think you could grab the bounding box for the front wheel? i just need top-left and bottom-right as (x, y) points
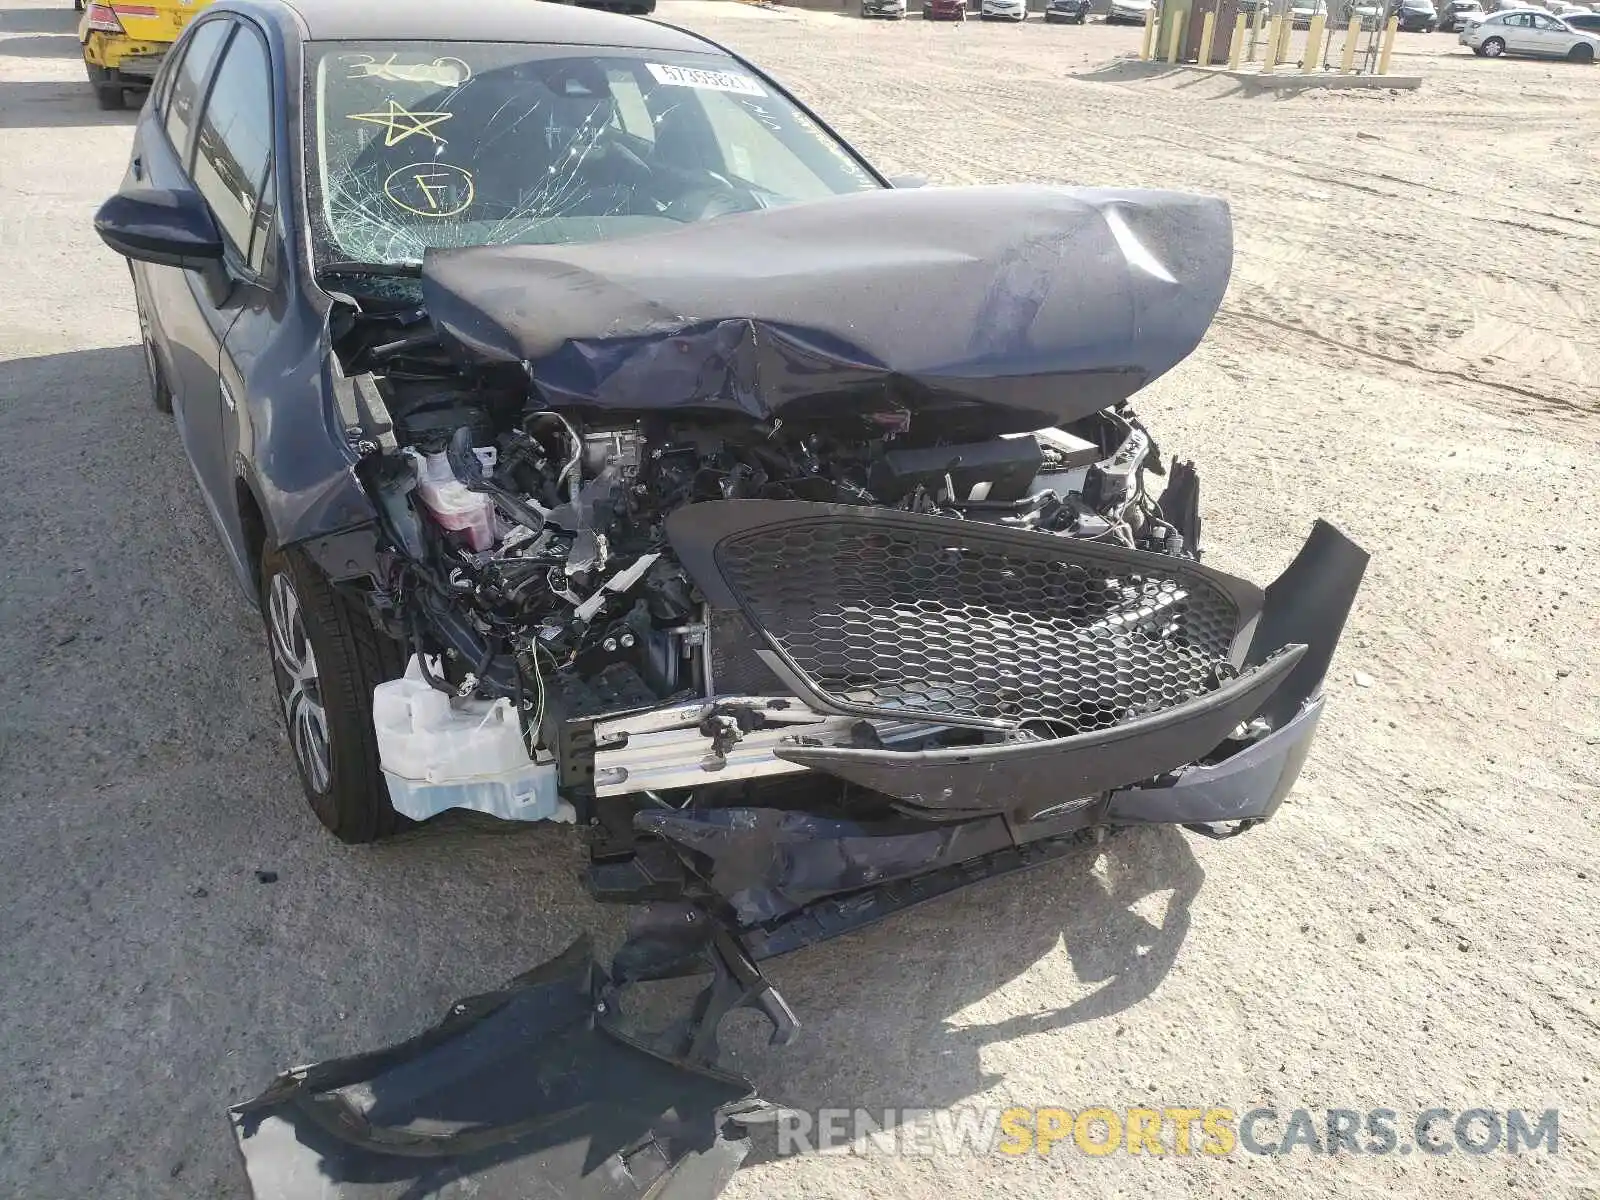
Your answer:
(1480, 35), (1504, 55)
(132, 275), (172, 414)
(1568, 42), (1594, 61)
(261, 543), (408, 843)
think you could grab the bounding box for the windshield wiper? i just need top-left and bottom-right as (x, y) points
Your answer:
(317, 259), (424, 280)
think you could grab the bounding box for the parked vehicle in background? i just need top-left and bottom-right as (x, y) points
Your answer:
(1439, 0), (1484, 29)
(981, 0), (1028, 19)
(1563, 8), (1600, 28)
(573, 0), (658, 13)
(863, 0), (908, 16)
(78, 0), (216, 109)
(1106, 0), (1152, 22)
(923, 0), (969, 18)
(1045, 0), (1092, 22)
(1397, 0), (1440, 30)
(1460, 6), (1600, 55)
(1291, 0), (1327, 29)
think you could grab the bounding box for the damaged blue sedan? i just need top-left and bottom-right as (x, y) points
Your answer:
(93, 0), (1367, 1196)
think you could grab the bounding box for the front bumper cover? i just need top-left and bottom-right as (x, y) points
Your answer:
(663, 501), (1366, 822)
(231, 939), (769, 1200)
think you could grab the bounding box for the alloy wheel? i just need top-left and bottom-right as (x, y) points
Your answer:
(268, 572), (332, 792)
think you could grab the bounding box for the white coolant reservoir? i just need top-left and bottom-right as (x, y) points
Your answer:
(372, 657), (571, 824)
(408, 449), (498, 551)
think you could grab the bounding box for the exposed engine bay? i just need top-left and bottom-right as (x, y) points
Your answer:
(356, 329), (1205, 786)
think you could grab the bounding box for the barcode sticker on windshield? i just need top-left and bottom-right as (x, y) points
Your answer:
(646, 63), (767, 97)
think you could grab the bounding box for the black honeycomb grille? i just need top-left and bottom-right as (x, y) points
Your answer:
(714, 517), (1241, 732)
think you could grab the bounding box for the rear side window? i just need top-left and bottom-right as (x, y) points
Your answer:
(190, 26), (275, 273)
(163, 19), (231, 165)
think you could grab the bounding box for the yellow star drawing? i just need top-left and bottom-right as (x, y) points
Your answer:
(347, 99), (454, 147)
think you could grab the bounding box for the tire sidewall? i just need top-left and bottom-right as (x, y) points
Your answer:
(259, 543), (403, 841)
(132, 273), (173, 414)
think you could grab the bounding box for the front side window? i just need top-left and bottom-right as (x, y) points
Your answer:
(305, 42), (882, 267)
(191, 25), (275, 272)
(163, 19), (231, 165)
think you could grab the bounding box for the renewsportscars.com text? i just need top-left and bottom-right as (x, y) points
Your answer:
(768, 1106), (1561, 1158)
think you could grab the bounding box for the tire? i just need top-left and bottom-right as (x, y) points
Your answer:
(132, 275), (172, 414)
(1480, 34), (1504, 54)
(1568, 41), (1594, 61)
(261, 543), (409, 843)
(86, 62), (127, 110)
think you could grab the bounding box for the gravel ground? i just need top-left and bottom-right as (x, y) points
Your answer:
(0, 2), (1596, 1198)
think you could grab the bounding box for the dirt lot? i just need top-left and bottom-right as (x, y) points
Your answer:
(0, 2), (1596, 1197)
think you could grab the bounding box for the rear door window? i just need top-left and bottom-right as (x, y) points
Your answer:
(163, 19), (232, 166)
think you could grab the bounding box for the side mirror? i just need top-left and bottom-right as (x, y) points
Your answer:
(887, 173), (928, 189)
(94, 186), (223, 270)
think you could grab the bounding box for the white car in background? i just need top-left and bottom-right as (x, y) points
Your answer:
(1350, 0), (1388, 25)
(1460, 6), (1600, 55)
(1106, 0), (1153, 23)
(1440, 0), (1485, 29)
(980, 0), (1028, 19)
(1291, 0), (1328, 27)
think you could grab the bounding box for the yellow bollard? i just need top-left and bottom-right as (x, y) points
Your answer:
(1340, 13), (1360, 71)
(1278, 13), (1295, 60)
(1229, 12), (1247, 67)
(1304, 12), (1325, 69)
(1141, 7), (1156, 58)
(1376, 13), (1398, 73)
(1166, 12), (1184, 62)
(1248, 4), (1264, 60)
(1199, 10), (1217, 64)
(1262, 15), (1281, 71)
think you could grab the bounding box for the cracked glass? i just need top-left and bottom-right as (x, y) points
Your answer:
(305, 42), (881, 269)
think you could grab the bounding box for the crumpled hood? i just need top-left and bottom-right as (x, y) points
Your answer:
(420, 184), (1233, 429)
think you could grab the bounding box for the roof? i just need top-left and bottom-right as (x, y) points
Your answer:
(261, 0), (719, 50)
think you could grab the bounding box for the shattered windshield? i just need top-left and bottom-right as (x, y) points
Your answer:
(307, 42), (882, 268)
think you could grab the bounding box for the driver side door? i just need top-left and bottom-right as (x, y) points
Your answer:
(139, 15), (279, 576)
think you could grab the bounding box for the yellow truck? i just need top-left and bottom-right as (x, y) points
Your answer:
(77, 0), (215, 110)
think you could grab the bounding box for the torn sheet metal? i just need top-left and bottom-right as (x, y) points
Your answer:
(420, 184), (1233, 429)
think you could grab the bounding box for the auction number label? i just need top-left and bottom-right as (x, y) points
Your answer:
(645, 63), (767, 97)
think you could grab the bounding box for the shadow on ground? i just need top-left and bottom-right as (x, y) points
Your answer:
(0, 79), (140, 128)
(711, 824), (1205, 1164)
(0, 5), (80, 35)
(0, 32), (82, 57)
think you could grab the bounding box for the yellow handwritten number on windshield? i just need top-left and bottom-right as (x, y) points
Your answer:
(383, 163), (475, 218)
